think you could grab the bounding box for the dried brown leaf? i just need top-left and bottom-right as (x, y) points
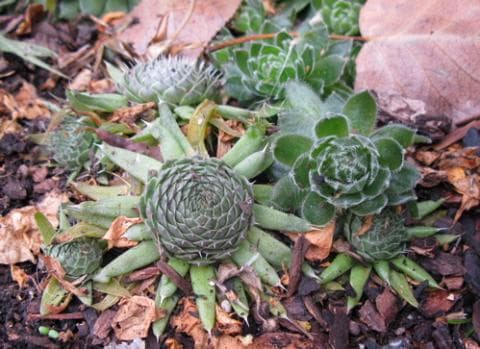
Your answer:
(288, 222), (335, 262)
(170, 297), (209, 349)
(103, 216), (142, 249)
(215, 305), (243, 336)
(356, 0), (480, 125)
(118, 0), (242, 59)
(112, 296), (156, 341)
(0, 190), (67, 265)
(10, 265), (29, 288)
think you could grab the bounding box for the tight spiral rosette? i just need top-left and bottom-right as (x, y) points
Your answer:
(45, 116), (96, 172)
(344, 209), (407, 262)
(139, 157), (254, 265)
(46, 238), (104, 278)
(121, 56), (222, 106)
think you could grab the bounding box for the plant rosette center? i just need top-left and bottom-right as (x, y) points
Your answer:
(139, 157), (254, 265)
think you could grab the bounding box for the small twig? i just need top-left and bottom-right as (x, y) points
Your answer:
(28, 312), (85, 321)
(208, 32), (367, 52)
(155, 261), (192, 295)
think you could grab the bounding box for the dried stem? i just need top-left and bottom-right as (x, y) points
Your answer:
(208, 32), (368, 52)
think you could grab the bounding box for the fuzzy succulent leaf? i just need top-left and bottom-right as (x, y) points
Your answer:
(46, 238), (104, 278)
(344, 210), (407, 262)
(45, 116), (96, 172)
(139, 158), (254, 265)
(121, 56), (222, 106)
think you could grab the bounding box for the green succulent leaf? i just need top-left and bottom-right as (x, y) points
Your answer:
(342, 91), (377, 136)
(374, 137), (404, 172)
(301, 192), (335, 226)
(308, 55), (346, 90)
(314, 114), (349, 138)
(318, 0), (362, 36)
(350, 194), (388, 216)
(273, 134), (313, 167)
(292, 154), (316, 188)
(67, 91), (128, 113)
(387, 163), (421, 194)
(270, 176), (306, 211)
(371, 124), (417, 149)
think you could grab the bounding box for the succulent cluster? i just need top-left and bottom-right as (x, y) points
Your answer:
(315, 0), (363, 35)
(121, 56), (222, 106)
(344, 209), (407, 262)
(273, 84), (421, 225)
(211, 24), (350, 102)
(140, 157), (254, 265)
(46, 238), (104, 278)
(45, 116), (96, 173)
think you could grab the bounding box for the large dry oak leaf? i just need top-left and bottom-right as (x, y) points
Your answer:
(355, 0), (480, 125)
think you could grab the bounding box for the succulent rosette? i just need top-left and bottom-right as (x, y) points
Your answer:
(211, 25), (350, 102)
(344, 209), (407, 262)
(120, 56), (222, 106)
(139, 157), (254, 265)
(318, 0), (362, 35)
(317, 208), (442, 310)
(46, 237), (104, 278)
(272, 82), (423, 225)
(45, 116), (96, 173)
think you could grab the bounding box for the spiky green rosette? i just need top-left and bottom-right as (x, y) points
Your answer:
(344, 210), (407, 262)
(121, 56), (221, 106)
(46, 238), (104, 278)
(139, 157), (254, 265)
(45, 116), (95, 172)
(318, 0), (362, 35)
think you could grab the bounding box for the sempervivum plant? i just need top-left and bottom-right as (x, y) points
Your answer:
(45, 237), (105, 278)
(319, 209), (443, 311)
(45, 115), (96, 174)
(272, 82), (424, 225)
(315, 0), (363, 35)
(140, 157), (254, 265)
(119, 56), (222, 106)
(49, 102), (314, 337)
(211, 24), (350, 102)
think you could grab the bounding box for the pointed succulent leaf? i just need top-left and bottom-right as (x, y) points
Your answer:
(314, 114), (349, 138)
(301, 192), (335, 226)
(273, 134), (313, 167)
(374, 137), (404, 172)
(67, 91), (128, 113)
(371, 124), (417, 149)
(342, 91), (377, 136)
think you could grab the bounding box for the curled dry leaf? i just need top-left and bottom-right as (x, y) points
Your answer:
(170, 297), (209, 348)
(288, 222), (335, 262)
(215, 305), (243, 336)
(112, 296), (157, 341)
(118, 0), (242, 59)
(109, 102), (156, 126)
(103, 216), (143, 249)
(10, 265), (29, 288)
(356, 0), (480, 125)
(0, 190), (67, 265)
